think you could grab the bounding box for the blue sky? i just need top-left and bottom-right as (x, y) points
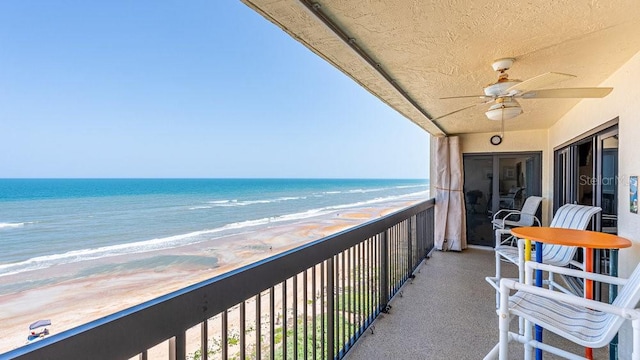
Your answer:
(0, 1), (429, 179)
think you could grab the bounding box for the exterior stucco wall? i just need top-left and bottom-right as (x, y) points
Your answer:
(548, 50), (640, 357)
(459, 129), (548, 154)
(548, 51), (640, 277)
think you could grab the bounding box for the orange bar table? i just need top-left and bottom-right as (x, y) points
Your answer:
(510, 227), (631, 360)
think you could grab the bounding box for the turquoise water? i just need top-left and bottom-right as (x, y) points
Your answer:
(0, 179), (428, 278)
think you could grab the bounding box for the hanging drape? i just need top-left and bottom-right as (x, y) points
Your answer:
(434, 136), (467, 251)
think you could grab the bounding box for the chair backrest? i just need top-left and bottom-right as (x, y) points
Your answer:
(518, 196), (543, 226)
(548, 204), (602, 229)
(542, 204), (602, 266)
(513, 261), (640, 348)
(597, 262), (640, 345)
(571, 262), (640, 347)
(613, 263), (640, 309)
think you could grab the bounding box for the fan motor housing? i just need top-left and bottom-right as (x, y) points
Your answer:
(484, 80), (521, 96)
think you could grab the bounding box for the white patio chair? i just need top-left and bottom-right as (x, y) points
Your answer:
(486, 203), (601, 307)
(492, 196), (543, 246)
(484, 261), (640, 360)
(488, 196), (543, 306)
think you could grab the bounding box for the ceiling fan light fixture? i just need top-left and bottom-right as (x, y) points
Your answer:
(485, 100), (522, 121)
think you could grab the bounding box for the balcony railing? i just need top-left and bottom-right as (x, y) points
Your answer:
(3, 199), (435, 360)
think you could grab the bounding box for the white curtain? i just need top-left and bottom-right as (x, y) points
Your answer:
(434, 136), (467, 251)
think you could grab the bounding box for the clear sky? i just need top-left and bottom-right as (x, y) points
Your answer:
(0, 1), (430, 179)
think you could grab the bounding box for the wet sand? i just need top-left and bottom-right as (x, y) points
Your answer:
(0, 201), (419, 355)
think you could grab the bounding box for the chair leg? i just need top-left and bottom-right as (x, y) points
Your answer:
(523, 318), (533, 360)
(517, 241), (525, 284)
(517, 240), (525, 334)
(495, 249), (502, 308)
(498, 284), (511, 359)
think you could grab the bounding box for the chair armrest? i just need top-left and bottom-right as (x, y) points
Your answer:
(505, 215), (541, 227)
(524, 261), (628, 287)
(502, 210), (523, 222)
(493, 210), (522, 229)
(500, 278), (640, 320)
(492, 209), (517, 221)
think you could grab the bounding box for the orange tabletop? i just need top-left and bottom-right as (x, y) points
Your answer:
(511, 226), (631, 360)
(510, 227), (632, 249)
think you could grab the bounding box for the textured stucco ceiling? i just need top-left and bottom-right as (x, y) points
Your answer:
(243, 0), (640, 136)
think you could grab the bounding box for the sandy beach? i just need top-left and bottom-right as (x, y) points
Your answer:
(0, 201), (416, 357)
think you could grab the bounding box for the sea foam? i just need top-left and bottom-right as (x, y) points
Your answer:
(206, 196), (306, 207)
(0, 190), (428, 278)
(0, 222), (29, 229)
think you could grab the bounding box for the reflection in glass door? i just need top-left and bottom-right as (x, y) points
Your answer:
(553, 123), (618, 298)
(464, 153), (542, 247)
(463, 156), (493, 246)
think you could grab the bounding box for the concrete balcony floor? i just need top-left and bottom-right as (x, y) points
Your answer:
(345, 247), (608, 360)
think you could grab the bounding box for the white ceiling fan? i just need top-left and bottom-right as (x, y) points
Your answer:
(433, 58), (613, 122)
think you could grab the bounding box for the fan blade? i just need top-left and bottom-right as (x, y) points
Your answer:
(431, 103), (486, 121)
(506, 72), (576, 95)
(520, 87), (613, 99)
(440, 94), (493, 100)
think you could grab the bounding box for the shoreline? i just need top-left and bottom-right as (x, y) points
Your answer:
(0, 200), (419, 355)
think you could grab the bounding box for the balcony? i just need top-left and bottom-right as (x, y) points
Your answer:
(0, 198), (610, 359)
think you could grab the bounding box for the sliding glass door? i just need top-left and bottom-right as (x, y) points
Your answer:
(463, 152), (542, 247)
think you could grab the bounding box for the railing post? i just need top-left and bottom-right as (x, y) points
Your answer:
(311, 266), (317, 360)
(200, 320), (208, 360)
(293, 275), (298, 360)
(168, 332), (186, 360)
(240, 301), (246, 360)
(320, 263), (325, 359)
(282, 280), (287, 359)
(269, 287), (275, 360)
(222, 310), (228, 360)
(379, 231), (389, 311)
(255, 293), (261, 360)
(408, 217), (413, 273)
(417, 211), (424, 257)
(327, 257), (335, 359)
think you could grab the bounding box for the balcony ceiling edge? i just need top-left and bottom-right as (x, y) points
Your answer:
(241, 0), (446, 136)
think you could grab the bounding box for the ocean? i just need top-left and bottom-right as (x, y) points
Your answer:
(0, 178), (428, 284)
